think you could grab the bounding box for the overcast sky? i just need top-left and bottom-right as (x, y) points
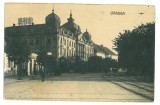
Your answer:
(5, 3), (155, 53)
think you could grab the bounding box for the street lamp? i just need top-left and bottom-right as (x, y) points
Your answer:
(47, 52), (52, 56)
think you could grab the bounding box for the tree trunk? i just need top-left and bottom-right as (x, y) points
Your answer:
(17, 63), (22, 80)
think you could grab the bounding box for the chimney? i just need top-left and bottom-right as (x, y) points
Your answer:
(100, 44), (103, 47)
(13, 23), (15, 27)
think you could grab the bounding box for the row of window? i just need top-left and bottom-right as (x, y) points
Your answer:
(59, 47), (93, 59)
(60, 48), (75, 57)
(60, 37), (76, 48)
(60, 37), (93, 53)
(29, 38), (54, 46)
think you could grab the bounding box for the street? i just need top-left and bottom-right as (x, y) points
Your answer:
(4, 73), (154, 102)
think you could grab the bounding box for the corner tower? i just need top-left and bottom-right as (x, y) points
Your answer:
(45, 9), (61, 28)
(62, 11), (81, 35)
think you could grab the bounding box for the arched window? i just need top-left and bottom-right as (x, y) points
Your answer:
(60, 38), (62, 45)
(69, 41), (71, 47)
(64, 39), (66, 45)
(60, 47), (62, 56)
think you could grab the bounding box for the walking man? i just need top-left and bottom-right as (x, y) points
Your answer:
(39, 66), (45, 82)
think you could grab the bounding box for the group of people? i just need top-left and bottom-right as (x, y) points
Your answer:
(33, 64), (45, 82)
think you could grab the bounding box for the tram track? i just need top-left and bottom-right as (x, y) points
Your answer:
(105, 76), (154, 101)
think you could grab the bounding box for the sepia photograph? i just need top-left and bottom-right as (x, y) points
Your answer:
(4, 3), (155, 102)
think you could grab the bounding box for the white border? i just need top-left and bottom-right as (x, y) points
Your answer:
(1, 0), (160, 105)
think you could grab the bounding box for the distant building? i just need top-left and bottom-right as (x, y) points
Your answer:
(94, 44), (117, 59)
(18, 17), (33, 26)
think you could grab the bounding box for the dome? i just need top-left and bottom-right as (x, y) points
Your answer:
(45, 10), (61, 28)
(62, 13), (81, 35)
(83, 29), (91, 42)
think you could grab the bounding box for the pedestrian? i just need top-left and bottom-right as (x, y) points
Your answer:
(33, 68), (37, 78)
(39, 67), (45, 82)
(11, 67), (13, 75)
(33, 62), (37, 78)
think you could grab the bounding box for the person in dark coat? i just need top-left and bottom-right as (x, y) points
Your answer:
(39, 67), (45, 82)
(33, 66), (37, 78)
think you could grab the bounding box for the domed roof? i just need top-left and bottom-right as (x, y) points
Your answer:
(62, 13), (81, 35)
(83, 29), (91, 42)
(45, 10), (61, 28)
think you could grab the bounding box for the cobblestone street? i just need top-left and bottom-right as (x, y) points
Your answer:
(4, 73), (154, 102)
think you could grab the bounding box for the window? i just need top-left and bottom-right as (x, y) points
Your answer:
(64, 39), (66, 45)
(60, 38), (62, 45)
(67, 40), (68, 46)
(8, 61), (11, 68)
(69, 50), (72, 56)
(47, 39), (51, 44)
(64, 49), (66, 57)
(30, 40), (34, 45)
(53, 48), (55, 52)
(60, 47), (62, 56)
(36, 39), (39, 44)
(70, 41), (71, 47)
(72, 50), (74, 56)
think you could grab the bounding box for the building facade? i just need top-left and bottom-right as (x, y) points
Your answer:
(5, 10), (94, 75)
(94, 44), (117, 59)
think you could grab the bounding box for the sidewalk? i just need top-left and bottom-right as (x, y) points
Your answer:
(4, 75), (42, 84)
(4, 78), (150, 101)
(4, 73), (105, 84)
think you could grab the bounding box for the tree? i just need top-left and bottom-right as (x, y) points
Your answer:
(59, 57), (67, 73)
(103, 58), (118, 74)
(37, 50), (47, 66)
(5, 39), (31, 80)
(88, 56), (103, 72)
(113, 22), (155, 81)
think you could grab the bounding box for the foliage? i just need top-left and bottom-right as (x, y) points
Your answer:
(87, 56), (118, 73)
(5, 39), (31, 64)
(5, 38), (31, 79)
(113, 22), (155, 80)
(103, 58), (118, 73)
(36, 50), (47, 66)
(88, 56), (103, 72)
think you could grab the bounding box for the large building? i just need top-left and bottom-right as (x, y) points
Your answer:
(4, 9), (116, 75)
(5, 10), (94, 59)
(5, 9), (94, 75)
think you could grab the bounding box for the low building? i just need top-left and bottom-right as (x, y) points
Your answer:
(94, 44), (117, 59)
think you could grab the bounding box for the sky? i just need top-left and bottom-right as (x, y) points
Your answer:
(4, 3), (155, 53)
(2, 1), (160, 105)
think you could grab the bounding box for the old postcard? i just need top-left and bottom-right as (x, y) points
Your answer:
(4, 3), (155, 102)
